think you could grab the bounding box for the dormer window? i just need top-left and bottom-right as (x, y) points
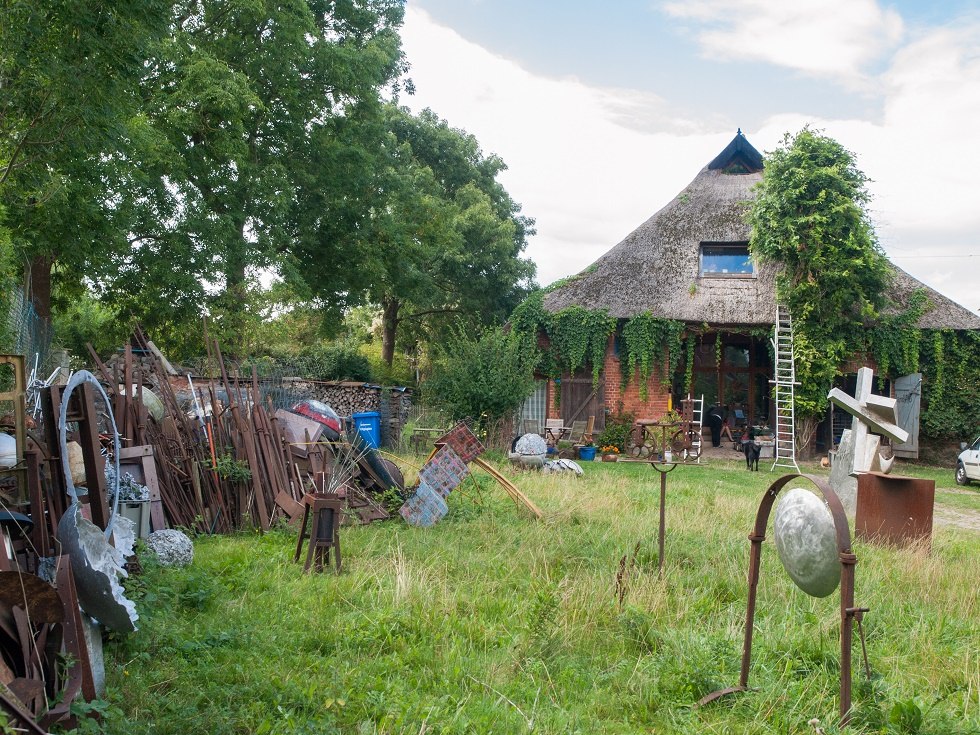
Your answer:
(700, 241), (754, 277)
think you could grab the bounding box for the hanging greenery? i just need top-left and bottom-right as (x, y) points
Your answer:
(868, 289), (928, 380)
(620, 313), (683, 400)
(547, 306), (617, 388)
(511, 295), (684, 396)
(510, 295), (615, 389)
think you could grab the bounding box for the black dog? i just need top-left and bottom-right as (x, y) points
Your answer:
(743, 440), (761, 471)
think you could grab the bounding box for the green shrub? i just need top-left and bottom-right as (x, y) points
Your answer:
(596, 411), (635, 452)
(426, 326), (535, 434)
(298, 341), (372, 382)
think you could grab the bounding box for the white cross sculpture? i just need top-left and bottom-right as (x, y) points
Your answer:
(827, 367), (909, 475)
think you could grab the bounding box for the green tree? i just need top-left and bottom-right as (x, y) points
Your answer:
(297, 105), (536, 367)
(749, 128), (891, 450)
(99, 0), (407, 356)
(427, 326), (536, 436)
(0, 0), (169, 321)
(375, 108), (535, 366)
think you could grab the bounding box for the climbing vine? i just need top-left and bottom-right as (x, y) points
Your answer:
(511, 294), (685, 398)
(620, 313), (684, 400)
(547, 306), (617, 388)
(868, 289), (927, 379)
(684, 336), (695, 395)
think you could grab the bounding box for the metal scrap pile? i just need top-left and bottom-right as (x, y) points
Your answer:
(0, 329), (408, 727)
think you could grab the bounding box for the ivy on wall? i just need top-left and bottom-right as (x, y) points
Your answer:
(511, 293), (686, 397)
(620, 312), (684, 400)
(867, 289), (927, 380)
(918, 329), (980, 440)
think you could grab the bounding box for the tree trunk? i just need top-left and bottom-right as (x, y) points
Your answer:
(381, 296), (400, 367)
(221, 232), (249, 358)
(28, 254), (54, 321)
(796, 415), (819, 459)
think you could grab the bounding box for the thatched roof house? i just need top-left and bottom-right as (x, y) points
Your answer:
(528, 131), (979, 443)
(544, 130), (980, 331)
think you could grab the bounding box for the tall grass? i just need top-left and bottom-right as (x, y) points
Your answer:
(103, 459), (979, 734)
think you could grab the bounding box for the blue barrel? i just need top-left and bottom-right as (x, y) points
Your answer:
(352, 411), (381, 449)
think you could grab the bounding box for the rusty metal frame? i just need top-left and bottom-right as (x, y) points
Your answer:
(698, 473), (864, 727)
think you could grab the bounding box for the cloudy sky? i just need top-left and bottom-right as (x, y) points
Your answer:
(398, 0), (980, 314)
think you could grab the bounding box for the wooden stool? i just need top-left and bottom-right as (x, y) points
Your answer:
(293, 493), (343, 573)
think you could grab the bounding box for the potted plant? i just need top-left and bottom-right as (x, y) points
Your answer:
(600, 445), (620, 462)
(578, 442), (597, 462)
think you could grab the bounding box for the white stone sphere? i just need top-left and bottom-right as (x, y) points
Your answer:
(146, 529), (194, 567)
(515, 433), (547, 457)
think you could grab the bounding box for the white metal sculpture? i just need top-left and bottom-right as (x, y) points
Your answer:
(827, 366), (909, 475)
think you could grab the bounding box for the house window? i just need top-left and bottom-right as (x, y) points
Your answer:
(699, 241), (753, 277)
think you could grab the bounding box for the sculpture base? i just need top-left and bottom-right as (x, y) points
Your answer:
(856, 473), (934, 548)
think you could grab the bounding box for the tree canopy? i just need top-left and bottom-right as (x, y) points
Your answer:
(1, 0), (537, 368)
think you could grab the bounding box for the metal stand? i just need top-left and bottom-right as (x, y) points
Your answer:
(698, 474), (866, 727)
(622, 458), (679, 577)
(294, 493), (343, 573)
(651, 460), (677, 577)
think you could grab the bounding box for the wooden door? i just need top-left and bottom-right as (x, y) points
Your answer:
(560, 373), (605, 432)
(893, 373), (921, 459)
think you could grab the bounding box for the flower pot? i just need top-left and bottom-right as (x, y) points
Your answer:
(578, 446), (597, 461)
(602, 454), (618, 462)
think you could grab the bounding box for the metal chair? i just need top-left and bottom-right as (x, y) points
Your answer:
(523, 419), (542, 436)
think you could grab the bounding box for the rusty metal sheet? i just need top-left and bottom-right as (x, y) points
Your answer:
(0, 573), (63, 624)
(856, 473), (934, 547)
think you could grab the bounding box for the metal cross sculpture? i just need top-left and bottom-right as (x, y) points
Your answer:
(827, 367), (909, 475)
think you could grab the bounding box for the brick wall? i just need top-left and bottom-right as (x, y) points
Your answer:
(545, 336), (673, 421)
(602, 337), (672, 419)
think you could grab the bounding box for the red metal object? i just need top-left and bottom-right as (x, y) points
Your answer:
(855, 472), (934, 547)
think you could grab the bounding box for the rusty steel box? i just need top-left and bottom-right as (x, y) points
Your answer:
(856, 472), (935, 547)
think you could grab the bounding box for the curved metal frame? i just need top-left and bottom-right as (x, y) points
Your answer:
(698, 473), (861, 727)
(58, 370), (121, 537)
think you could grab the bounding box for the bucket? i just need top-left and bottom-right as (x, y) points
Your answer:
(578, 445), (597, 461)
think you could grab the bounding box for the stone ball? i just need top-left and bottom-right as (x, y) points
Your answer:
(773, 487), (840, 598)
(514, 433), (547, 457)
(146, 529), (194, 568)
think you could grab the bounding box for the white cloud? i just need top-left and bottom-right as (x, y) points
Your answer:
(400, 8), (980, 314)
(400, 8), (741, 286)
(661, 0), (904, 83)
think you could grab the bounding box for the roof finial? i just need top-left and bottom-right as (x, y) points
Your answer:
(737, 127), (743, 136)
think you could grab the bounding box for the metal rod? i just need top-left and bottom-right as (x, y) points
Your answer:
(658, 469), (667, 576)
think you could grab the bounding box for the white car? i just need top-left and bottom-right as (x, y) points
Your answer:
(955, 436), (980, 485)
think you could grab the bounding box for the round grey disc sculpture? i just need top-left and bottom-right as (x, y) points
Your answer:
(773, 487), (841, 598)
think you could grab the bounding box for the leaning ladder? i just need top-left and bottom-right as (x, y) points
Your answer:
(770, 304), (801, 472)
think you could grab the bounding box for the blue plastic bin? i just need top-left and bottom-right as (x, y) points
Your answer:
(352, 411), (381, 449)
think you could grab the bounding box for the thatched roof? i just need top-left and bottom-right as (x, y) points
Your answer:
(888, 265), (980, 330)
(543, 132), (980, 331)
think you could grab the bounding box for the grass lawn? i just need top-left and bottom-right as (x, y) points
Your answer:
(103, 457), (979, 734)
